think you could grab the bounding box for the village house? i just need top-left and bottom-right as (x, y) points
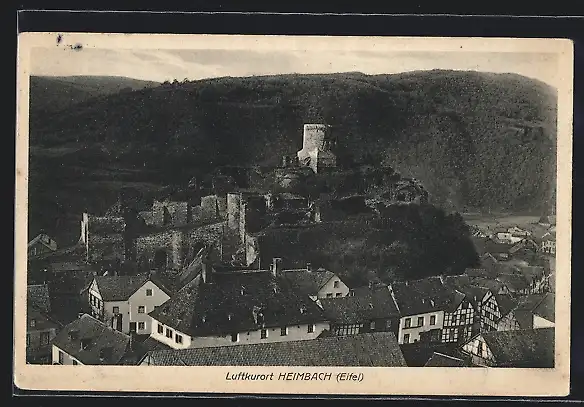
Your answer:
(478, 291), (518, 332)
(280, 262), (350, 300)
(319, 287), (400, 337)
(139, 331), (406, 367)
(51, 314), (144, 365)
(460, 327), (554, 368)
(87, 273), (172, 335)
(28, 233), (58, 258)
(389, 277), (475, 345)
(27, 284), (60, 364)
(147, 259), (330, 350)
(511, 293), (555, 330)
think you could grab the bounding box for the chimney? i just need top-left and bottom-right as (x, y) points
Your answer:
(271, 257), (283, 277)
(306, 262), (312, 273)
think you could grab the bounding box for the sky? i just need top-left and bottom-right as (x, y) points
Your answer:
(30, 47), (560, 89)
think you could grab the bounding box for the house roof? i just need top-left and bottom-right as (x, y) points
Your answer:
(481, 328), (555, 368)
(496, 273), (529, 292)
(52, 314), (131, 365)
(28, 303), (61, 332)
(28, 233), (58, 251)
(389, 277), (459, 316)
(424, 352), (467, 367)
(149, 270), (328, 337)
(94, 274), (172, 302)
(532, 293), (555, 322)
(320, 289), (399, 324)
(281, 269), (336, 296)
(27, 284), (51, 314)
(141, 332), (406, 367)
(512, 293), (554, 329)
(492, 293), (519, 318)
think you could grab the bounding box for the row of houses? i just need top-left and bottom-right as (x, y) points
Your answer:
(39, 254), (554, 368)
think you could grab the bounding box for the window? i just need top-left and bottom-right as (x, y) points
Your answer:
(29, 319), (36, 328)
(260, 329), (268, 339)
(26, 334), (30, 346)
(146, 289), (153, 296)
(417, 317), (424, 327)
(176, 334), (183, 344)
(403, 333), (410, 344)
(326, 293), (333, 298)
(138, 322), (145, 330)
(333, 281), (339, 288)
(404, 318), (411, 328)
(40, 331), (50, 345)
(335, 293), (342, 297)
(430, 315), (436, 326)
(112, 306), (120, 314)
(280, 327), (288, 336)
(231, 333), (239, 342)
(58, 351), (64, 364)
(138, 306), (146, 314)
(158, 324), (164, 334)
(307, 324), (315, 333)
(370, 321), (375, 330)
(166, 328), (173, 339)
(72, 360), (78, 365)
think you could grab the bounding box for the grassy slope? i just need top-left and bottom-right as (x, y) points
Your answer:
(27, 70), (557, 245)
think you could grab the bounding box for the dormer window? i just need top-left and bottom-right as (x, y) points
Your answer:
(68, 329), (80, 341)
(228, 313), (233, 321)
(29, 319), (36, 328)
(240, 286), (246, 296)
(80, 338), (91, 350)
(99, 347), (113, 362)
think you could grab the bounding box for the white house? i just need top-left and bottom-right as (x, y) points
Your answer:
(147, 262), (330, 350)
(87, 273), (172, 335)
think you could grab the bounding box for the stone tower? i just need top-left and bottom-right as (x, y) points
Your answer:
(296, 123), (337, 173)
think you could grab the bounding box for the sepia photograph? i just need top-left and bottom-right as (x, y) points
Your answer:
(14, 33), (573, 396)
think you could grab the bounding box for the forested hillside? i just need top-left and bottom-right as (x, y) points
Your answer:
(28, 70), (557, 243)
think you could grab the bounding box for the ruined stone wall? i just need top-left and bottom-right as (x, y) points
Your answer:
(135, 222), (226, 272)
(227, 193), (241, 231)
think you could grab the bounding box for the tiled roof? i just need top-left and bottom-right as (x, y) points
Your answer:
(320, 289), (399, 324)
(94, 274), (171, 301)
(481, 328), (555, 368)
(389, 277), (459, 316)
(149, 269), (328, 337)
(496, 273), (529, 292)
(493, 293), (519, 318)
(469, 277), (509, 294)
(27, 284), (51, 314)
(532, 293), (555, 322)
(52, 314), (131, 365)
(27, 305), (61, 331)
(424, 352), (467, 367)
(141, 332), (406, 367)
(281, 270), (336, 296)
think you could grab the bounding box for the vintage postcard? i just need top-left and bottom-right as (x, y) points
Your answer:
(14, 33), (573, 396)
